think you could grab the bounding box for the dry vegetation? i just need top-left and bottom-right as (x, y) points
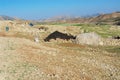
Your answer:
(0, 20), (120, 80)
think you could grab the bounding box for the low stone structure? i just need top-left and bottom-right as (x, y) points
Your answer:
(75, 32), (103, 46)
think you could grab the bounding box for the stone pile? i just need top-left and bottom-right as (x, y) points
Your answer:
(75, 32), (103, 46)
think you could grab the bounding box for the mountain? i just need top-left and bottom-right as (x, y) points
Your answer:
(38, 12), (120, 25)
(0, 15), (16, 20)
(88, 12), (120, 22)
(38, 16), (77, 22)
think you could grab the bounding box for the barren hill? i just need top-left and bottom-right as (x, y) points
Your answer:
(39, 12), (120, 24)
(88, 12), (120, 24)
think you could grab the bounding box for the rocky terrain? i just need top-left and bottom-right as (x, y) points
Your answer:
(0, 14), (120, 80)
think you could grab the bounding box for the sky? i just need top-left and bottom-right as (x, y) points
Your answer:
(0, 0), (120, 20)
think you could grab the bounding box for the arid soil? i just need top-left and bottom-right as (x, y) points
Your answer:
(0, 21), (120, 80)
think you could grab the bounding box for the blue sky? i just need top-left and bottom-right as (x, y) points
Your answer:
(0, 0), (120, 20)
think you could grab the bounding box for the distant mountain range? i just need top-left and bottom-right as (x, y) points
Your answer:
(87, 12), (120, 22)
(0, 15), (16, 20)
(1, 12), (120, 25)
(38, 12), (120, 25)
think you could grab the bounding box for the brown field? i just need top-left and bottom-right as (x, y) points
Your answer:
(0, 20), (120, 80)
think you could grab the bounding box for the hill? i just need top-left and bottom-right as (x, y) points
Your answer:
(38, 12), (120, 25)
(0, 21), (120, 80)
(88, 12), (120, 24)
(0, 15), (16, 20)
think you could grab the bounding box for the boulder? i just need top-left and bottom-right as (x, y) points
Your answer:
(75, 32), (103, 46)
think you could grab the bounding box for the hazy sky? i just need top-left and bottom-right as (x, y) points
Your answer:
(0, 0), (120, 20)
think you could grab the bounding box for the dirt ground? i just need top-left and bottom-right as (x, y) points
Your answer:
(0, 21), (120, 80)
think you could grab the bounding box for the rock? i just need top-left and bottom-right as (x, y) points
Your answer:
(34, 37), (39, 43)
(75, 32), (103, 46)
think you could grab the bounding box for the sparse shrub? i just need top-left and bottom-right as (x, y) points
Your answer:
(29, 23), (34, 27)
(115, 21), (120, 25)
(5, 26), (9, 31)
(72, 24), (84, 26)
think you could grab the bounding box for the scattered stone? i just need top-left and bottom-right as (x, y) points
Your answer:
(62, 58), (66, 62)
(34, 37), (39, 43)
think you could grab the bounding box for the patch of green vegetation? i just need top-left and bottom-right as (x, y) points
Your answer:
(104, 46), (120, 54)
(79, 24), (120, 38)
(72, 23), (85, 26)
(52, 23), (84, 26)
(98, 46), (120, 55)
(53, 23), (120, 38)
(52, 23), (73, 26)
(88, 45), (120, 57)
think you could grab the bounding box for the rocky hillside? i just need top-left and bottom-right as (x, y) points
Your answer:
(89, 12), (120, 22)
(38, 12), (120, 25)
(88, 12), (120, 24)
(0, 20), (120, 80)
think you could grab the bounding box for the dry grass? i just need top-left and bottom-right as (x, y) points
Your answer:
(0, 21), (120, 80)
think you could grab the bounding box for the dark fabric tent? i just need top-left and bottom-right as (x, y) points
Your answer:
(44, 31), (76, 42)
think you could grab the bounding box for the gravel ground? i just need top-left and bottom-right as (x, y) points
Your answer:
(0, 37), (120, 80)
